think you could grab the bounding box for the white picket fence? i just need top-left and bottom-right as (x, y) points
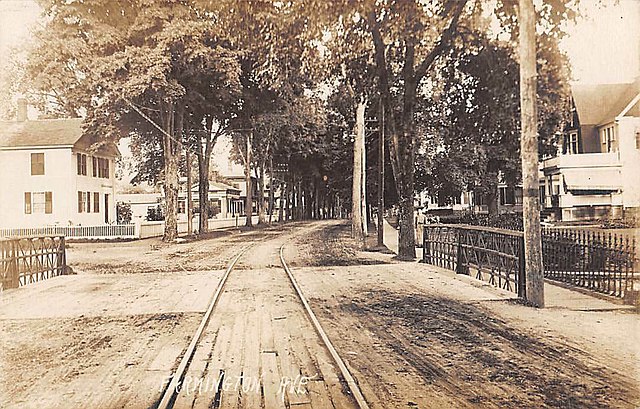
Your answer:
(0, 215), (264, 240)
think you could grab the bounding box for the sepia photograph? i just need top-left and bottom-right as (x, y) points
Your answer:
(0, 0), (638, 408)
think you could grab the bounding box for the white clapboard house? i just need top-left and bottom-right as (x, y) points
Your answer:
(0, 104), (120, 230)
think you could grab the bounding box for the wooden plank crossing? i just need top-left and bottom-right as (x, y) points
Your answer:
(171, 263), (359, 409)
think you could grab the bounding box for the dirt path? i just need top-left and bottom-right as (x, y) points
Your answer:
(0, 223), (302, 408)
(1, 220), (638, 408)
(285, 220), (640, 409)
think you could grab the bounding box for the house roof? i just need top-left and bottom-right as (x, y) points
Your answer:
(187, 181), (241, 193)
(0, 118), (84, 147)
(0, 118), (119, 157)
(572, 78), (640, 126)
(115, 193), (162, 205)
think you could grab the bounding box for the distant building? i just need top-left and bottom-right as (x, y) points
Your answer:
(114, 192), (162, 221)
(540, 78), (640, 221)
(178, 181), (243, 219)
(0, 103), (120, 229)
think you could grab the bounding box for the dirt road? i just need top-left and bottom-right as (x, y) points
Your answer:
(1, 220), (638, 408)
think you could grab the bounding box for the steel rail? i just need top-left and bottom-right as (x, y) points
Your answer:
(156, 245), (251, 409)
(279, 244), (370, 409)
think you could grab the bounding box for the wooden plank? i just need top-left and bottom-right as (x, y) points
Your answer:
(157, 247), (248, 409)
(219, 299), (250, 409)
(272, 300), (312, 407)
(191, 295), (240, 409)
(279, 246), (367, 409)
(239, 293), (263, 409)
(262, 351), (285, 409)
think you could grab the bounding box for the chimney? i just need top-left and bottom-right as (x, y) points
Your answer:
(17, 98), (27, 122)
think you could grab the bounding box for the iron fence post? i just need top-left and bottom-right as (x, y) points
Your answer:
(423, 225), (430, 264)
(518, 235), (526, 299)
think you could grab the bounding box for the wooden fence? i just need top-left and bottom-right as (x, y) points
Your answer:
(423, 224), (638, 300)
(0, 216), (263, 241)
(1, 235), (66, 290)
(0, 225), (136, 240)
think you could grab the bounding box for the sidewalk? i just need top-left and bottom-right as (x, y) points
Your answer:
(382, 219), (635, 312)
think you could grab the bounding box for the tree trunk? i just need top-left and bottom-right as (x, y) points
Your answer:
(186, 148), (192, 235)
(277, 181), (284, 222)
(198, 117), (215, 234)
(361, 118), (368, 236)
(258, 165), (266, 224)
(268, 158), (275, 223)
(284, 179), (290, 222)
(162, 100), (182, 242)
(351, 99), (366, 246)
(245, 133), (253, 227)
(520, 0), (544, 307)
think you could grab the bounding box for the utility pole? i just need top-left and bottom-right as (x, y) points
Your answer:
(519, 0), (544, 307)
(378, 100), (385, 247)
(186, 148), (193, 235)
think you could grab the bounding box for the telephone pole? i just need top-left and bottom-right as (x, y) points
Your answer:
(519, 0), (544, 307)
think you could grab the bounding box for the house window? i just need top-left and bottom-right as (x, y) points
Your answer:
(92, 157), (98, 177)
(568, 132), (579, 154)
(31, 153), (44, 175)
(25, 191), (52, 214)
(178, 200), (186, 214)
(77, 154), (87, 175)
(97, 158), (110, 178)
(515, 188), (523, 205)
(635, 128), (640, 150)
(601, 126), (616, 152)
(77, 191), (91, 213)
(499, 187), (519, 206)
(93, 192), (100, 213)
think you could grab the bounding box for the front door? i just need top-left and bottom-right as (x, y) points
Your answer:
(104, 194), (109, 223)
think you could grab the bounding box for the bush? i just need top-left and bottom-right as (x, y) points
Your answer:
(116, 202), (132, 224)
(439, 212), (523, 231)
(146, 204), (164, 221)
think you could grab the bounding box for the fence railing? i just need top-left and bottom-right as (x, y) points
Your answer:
(423, 224), (638, 300)
(0, 225), (136, 239)
(1, 235), (67, 290)
(423, 224), (526, 298)
(0, 215), (265, 241)
(542, 228), (637, 298)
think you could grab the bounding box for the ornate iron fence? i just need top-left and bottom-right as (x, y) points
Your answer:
(0, 235), (67, 290)
(423, 224), (526, 298)
(542, 228), (636, 298)
(423, 224), (637, 300)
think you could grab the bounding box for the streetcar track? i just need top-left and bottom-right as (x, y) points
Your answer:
(155, 226), (370, 409)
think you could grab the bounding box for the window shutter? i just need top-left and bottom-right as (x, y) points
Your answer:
(25, 192), (32, 214)
(94, 192), (100, 213)
(78, 192), (83, 213)
(45, 192), (52, 214)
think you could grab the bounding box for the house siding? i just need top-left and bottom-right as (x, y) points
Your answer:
(0, 148), (117, 229)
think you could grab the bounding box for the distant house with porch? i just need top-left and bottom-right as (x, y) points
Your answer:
(178, 180), (243, 219)
(540, 78), (640, 221)
(0, 104), (120, 229)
